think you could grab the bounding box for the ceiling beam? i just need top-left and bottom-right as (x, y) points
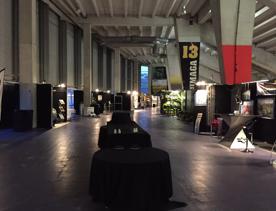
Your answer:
(108, 0), (113, 17)
(91, 0), (100, 16)
(165, 26), (173, 38)
(151, 26), (156, 36)
(257, 37), (276, 48)
(75, 0), (87, 17)
(109, 43), (154, 48)
(198, 2), (211, 24)
(56, 0), (76, 17)
(160, 26), (167, 38)
(266, 45), (276, 52)
(190, 0), (207, 16)
(139, 26), (143, 37)
(138, 0), (144, 17)
(255, 8), (274, 26)
(152, 0), (161, 17)
(124, 0), (128, 17)
(77, 16), (174, 27)
(254, 16), (276, 37)
(256, 1), (265, 11)
(166, 0), (177, 17)
(253, 28), (276, 43)
(65, 0), (80, 16)
(176, 0), (188, 16)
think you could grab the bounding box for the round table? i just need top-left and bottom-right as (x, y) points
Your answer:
(98, 124), (152, 149)
(90, 148), (173, 211)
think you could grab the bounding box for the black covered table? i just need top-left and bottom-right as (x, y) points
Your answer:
(98, 122), (152, 149)
(90, 148), (173, 211)
(218, 114), (258, 142)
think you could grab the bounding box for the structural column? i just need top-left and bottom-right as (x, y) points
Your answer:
(19, 0), (38, 127)
(211, 0), (256, 84)
(114, 48), (121, 93)
(83, 24), (92, 109)
(102, 46), (107, 90)
(133, 61), (139, 91)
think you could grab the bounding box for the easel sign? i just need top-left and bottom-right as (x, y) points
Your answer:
(194, 113), (203, 134)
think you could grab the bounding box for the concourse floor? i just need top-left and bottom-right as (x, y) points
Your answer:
(0, 108), (276, 211)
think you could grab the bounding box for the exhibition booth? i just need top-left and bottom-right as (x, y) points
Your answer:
(194, 80), (276, 145)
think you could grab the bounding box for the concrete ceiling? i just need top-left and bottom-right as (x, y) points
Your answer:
(50, 0), (276, 80)
(51, 0), (209, 64)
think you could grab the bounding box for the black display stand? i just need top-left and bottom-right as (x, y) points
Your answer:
(74, 90), (83, 115)
(13, 110), (33, 131)
(116, 93), (131, 111)
(0, 83), (19, 128)
(92, 91), (113, 113)
(53, 87), (67, 122)
(37, 84), (52, 129)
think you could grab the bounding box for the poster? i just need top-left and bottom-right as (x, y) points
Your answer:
(194, 90), (208, 106)
(257, 98), (274, 118)
(0, 68), (5, 121)
(179, 42), (200, 90)
(151, 66), (168, 95)
(240, 101), (253, 115)
(152, 79), (168, 95)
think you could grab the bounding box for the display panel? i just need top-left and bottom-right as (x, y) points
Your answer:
(240, 101), (253, 115)
(257, 98), (275, 119)
(140, 65), (149, 94)
(195, 90), (208, 106)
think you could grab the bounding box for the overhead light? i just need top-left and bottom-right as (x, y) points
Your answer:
(127, 90), (131, 95)
(107, 90), (111, 93)
(58, 83), (66, 88)
(95, 88), (99, 92)
(196, 81), (207, 86)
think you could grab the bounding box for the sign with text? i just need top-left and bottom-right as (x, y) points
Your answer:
(179, 42), (200, 90)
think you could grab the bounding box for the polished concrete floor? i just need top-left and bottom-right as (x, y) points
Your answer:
(1, 108), (276, 211)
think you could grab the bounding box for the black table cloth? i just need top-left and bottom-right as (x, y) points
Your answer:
(98, 122), (152, 149)
(90, 148), (173, 211)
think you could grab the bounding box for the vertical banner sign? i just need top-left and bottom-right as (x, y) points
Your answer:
(179, 42), (200, 90)
(0, 68), (5, 121)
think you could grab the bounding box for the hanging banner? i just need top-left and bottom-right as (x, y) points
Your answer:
(179, 42), (200, 90)
(0, 68), (5, 121)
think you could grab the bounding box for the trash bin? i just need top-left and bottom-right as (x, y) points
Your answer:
(13, 110), (33, 132)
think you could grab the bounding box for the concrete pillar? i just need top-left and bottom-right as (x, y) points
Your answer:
(124, 59), (128, 91)
(103, 46), (107, 90)
(166, 42), (182, 90)
(19, 0), (38, 127)
(83, 24), (92, 108)
(211, 0), (256, 84)
(133, 61), (139, 91)
(114, 48), (121, 93)
(92, 40), (98, 90)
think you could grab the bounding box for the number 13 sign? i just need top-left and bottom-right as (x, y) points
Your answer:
(179, 42), (200, 90)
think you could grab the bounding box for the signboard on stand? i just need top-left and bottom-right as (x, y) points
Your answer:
(230, 129), (255, 150)
(179, 42), (200, 90)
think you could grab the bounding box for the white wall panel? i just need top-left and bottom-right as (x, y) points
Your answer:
(48, 10), (59, 85)
(0, 0), (13, 81)
(67, 23), (75, 87)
